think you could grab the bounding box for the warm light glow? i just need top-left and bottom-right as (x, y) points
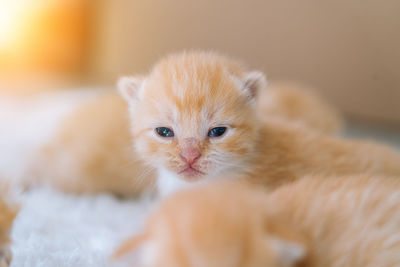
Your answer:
(0, 1), (29, 49)
(0, 0), (89, 77)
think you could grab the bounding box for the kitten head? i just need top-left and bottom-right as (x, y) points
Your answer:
(119, 51), (266, 182)
(114, 181), (307, 267)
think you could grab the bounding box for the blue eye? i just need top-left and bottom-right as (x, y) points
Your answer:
(208, 127), (227, 137)
(156, 127), (174, 137)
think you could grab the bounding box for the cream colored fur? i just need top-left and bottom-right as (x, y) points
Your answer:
(257, 81), (342, 135)
(116, 176), (400, 267)
(119, 51), (400, 195)
(24, 54), (342, 196)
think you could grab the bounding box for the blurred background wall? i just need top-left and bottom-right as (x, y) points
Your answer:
(0, 0), (91, 94)
(1, 0), (399, 125)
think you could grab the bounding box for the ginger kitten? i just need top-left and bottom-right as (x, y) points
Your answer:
(26, 92), (156, 196)
(257, 81), (342, 135)
(119, 51), (400, 196)
(115, 176), (400, 267)
(23, 70), (341, 197)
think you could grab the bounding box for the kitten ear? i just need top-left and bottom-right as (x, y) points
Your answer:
(117, 76), (143, 102)
(241, 71), (268, 100)
(270, 237), (306, 266)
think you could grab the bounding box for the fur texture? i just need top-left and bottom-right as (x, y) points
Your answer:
(26, 92), (155, 196)
(119, 51), (400, 195)
(257, 81), (342, 135)
(25, 57), (342, 196)
(9, 187), (154, 267)
(0, 90), (98, 190)
(115, 176), (400, 267)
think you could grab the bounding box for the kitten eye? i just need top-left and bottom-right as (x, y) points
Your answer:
(156, 127), (174, 137)
(208, 127), (227, 137)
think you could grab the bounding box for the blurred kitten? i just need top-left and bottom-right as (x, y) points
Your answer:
(115, 176), (400, 267)
(257, 81), (342, 135)
(119, 51), (400, 196)
(24, 64), (341, 196)
(26, 92), (156, 196)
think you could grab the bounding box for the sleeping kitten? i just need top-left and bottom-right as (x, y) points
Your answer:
(118, 51), (400, 196)
(115, 176), (400, 267)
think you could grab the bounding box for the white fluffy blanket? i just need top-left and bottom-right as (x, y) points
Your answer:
(12, 188), (154, 267)
(0, 90), (154, 266)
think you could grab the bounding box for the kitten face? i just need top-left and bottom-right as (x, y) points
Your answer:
(119, 52), (266, 182)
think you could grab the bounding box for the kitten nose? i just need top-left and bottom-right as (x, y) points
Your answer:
(180, 147), (201, 165)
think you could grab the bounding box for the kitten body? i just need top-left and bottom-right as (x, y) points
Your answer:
(115, 176), (400, 267)
(26, 92), (156, 196)
(257, 81), (342, 135)
(22, 67), (341, 196)
(119, 51), (400, 195)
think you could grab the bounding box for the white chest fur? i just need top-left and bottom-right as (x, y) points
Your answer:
(157, 168), (194, 197)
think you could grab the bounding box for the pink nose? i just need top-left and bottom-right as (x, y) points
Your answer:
(180, 147), (201, 165)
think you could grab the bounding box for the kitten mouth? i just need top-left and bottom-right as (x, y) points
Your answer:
(178, 167), (205, 180)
